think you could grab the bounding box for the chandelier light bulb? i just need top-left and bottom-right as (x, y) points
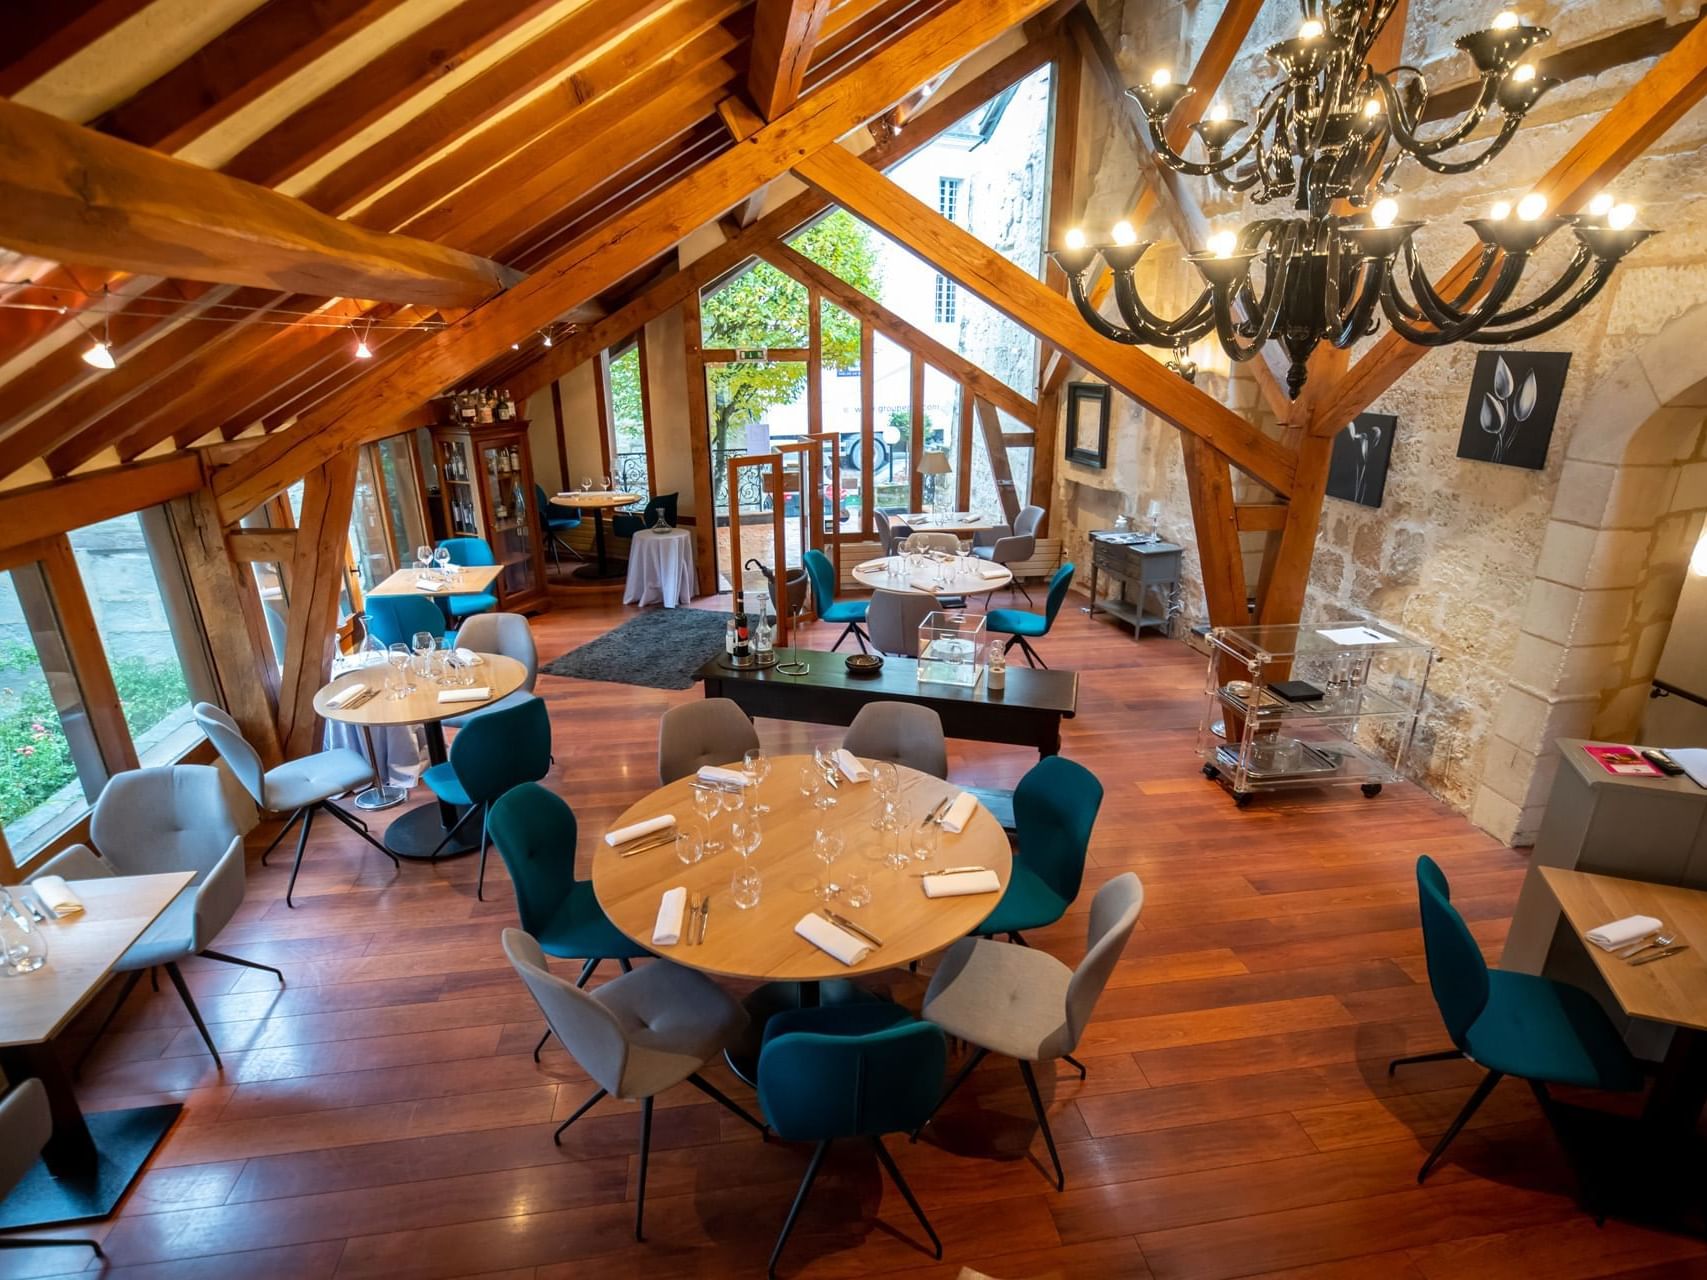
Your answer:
(1516, 192), (1548, 220)
(1150, 68), (1172, 87)
(82, 339), (116, 370)
(1208, 102), (1229, 122)
(1491, 10), (1521, 30)
(1370, 198), (1399, 228)
(1363, 96), (1383, 117)
(1298, 18), (1324, 39)
(1065, 227), (1087, 250)
(1587, 192), (1614, 216)
(1608, 202), (1637, 230)
(1489, 200), (1512, 220)
(1208, 230), (1238, 258)
(1112, 220), (1138, 245)
(1511, 63), (1536, 83)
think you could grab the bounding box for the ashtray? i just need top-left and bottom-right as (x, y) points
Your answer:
(845, 654), (884, 677)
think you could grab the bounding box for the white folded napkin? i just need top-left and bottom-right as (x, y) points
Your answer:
(978, 566), (1007, 579)
(696, 765), (749, 788)
(833, 749), (870, 783)
(452, 647), (484, 666)
(938, 792), (978, 834)
(326, 683), (367, 709)
(922, 869), (1001, 898)
(605, 814), (675, 847)
(654, 887), (687, 945)
(1585, 914), (1663, 951)
(910, 577), (944, 592)
(795, 912), (871, 966)
(437, 687), (490, 704)
(858, 559), (889, 572)
(414, 578), (440, 591)
(31, 875), (84, 918)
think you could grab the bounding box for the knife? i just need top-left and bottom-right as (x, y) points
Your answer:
(922, 796), (951, 826)
(697, 897), (712, 945)
(824, 909), (883, 948)
(1631, 945), (1689, 966)
(912, 865), (988, 878)
(619, 834), (674, 858)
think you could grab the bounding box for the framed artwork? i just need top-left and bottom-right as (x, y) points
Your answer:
(1064, 382), (1110, 469)
(1456, 350), (1572, 470)
(1326, 412), (1398, 508)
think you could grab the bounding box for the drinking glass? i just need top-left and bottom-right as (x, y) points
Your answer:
(743, 748), (771, 814)
(0, 892), (49, 976)
(415, 544), (432, 573)
(870, 761), (899, 829)
(387, 643), (413, 696)
(675, 830), (702, 866)
(581, 476), (593, 492)
(813, 828), (844, 902)
(601, 475), (613, 490)
(693, 787), (724, 855)
(912, 818), (941, 867)
(885, 800), (912, 871)
(798, 764), (822, 808)
(411, 631), (435, 660)
(842, 870), (873, 909)
(732, 865), (762, 910)
(812, 745), (839, 807)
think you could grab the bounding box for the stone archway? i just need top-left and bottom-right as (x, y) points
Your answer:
(1471, 304), (1707, 846)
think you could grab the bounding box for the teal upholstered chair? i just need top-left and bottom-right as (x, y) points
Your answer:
(612, 491), (678, 539)
(1393, 856), (1641, 1193)
(803, 547), (869, 653)
(489, 782), (654, 1061)
(536, 484), (584, 567)
(976, 756), (1102, 945)
(758, 1003), (946, 1278)
(437, 536), (500, 620)
(364, 593), (452, 649)
(421, 695), (550, 899)
(986, 562), (1075, 668)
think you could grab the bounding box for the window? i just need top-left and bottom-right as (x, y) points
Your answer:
(937, 176), (963, 222)
(934, 274), (957, 324)
(607, 341), (650, 496)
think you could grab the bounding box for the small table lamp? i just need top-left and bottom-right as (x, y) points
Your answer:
(917, 450), (951, 512)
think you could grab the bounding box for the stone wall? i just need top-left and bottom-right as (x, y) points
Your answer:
(1061, 0), (1707, 833)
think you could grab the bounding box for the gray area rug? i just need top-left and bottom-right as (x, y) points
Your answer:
(542, 607), (728, 691)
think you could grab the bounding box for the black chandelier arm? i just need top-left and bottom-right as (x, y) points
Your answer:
(1379, 253), (1527, 345)
(1110, 267), (1216, 341)
(1324, 256), (1389, 345)
(1465, 261), (1617, 344)
(1390, 239), (1500, 327)
(1377, 70), (1501, 158)
(1482, 245), (1594, 327)
(1147, 90), (1287, 178)
(1064, 272), (1154, 345)
(1402, 113), (1527, 175)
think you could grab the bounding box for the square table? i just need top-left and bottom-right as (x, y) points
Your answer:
(1, 872), (193, 1229)
(366, 564), (503, 598)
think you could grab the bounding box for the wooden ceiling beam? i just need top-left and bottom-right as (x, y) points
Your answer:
(0, 98), (521, 309)
(212, 0), (1062, 522)
(1307, 14), (1707, 436)
(0, 0), (152, 97)
(791, 143), (1296, 494)
(749, 0), (834, 120)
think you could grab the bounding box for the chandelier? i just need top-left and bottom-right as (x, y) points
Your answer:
(1050, 0), (1656, 399)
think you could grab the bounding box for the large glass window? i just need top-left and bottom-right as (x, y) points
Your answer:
(349, 447), (393, 593)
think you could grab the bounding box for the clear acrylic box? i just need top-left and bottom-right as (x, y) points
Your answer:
(917, 611), (987, 687)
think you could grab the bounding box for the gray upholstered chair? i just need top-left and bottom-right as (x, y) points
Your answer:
(875, 509), (912, 555)
(194, 702), (398, 908)
(503, 928), (764, 1240)
(28, 765), (284, 1070)
(842, 702), (948, 779)
(864, 588), (937, 658)
(904, 531), (960, 555)
(974, 504), (1044, 605)
(917, 872), (1144, 1189)
(443, 611), (538, 727)
(0, 1078), (102, 1259)
(657, 697), (760, 785)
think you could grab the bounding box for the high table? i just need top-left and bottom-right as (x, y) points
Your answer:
(850, 553), (1011, 598)
(0, 872), (192, 1229)
(549, 491), (640, 581)
(595, 754), (1010, 1080)
(366, 563), (504, 599)
(314, 654), (526, 859)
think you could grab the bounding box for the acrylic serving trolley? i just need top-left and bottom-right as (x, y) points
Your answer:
(1197, 621), (1435, 807)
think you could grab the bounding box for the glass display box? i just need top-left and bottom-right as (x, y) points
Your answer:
(1196, 620), (1435, 806)
(429, 421), (547, 613)
(918, 611), (987, 687)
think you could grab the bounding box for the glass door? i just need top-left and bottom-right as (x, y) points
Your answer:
(478, 434), (540, 601)
(703, 358), (808, 589)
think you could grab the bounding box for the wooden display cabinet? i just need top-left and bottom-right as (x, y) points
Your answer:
(429, 421), (547, 613)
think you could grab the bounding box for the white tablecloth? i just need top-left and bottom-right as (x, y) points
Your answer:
(625, 527), (697, 608)
(322, 656), (427, 789)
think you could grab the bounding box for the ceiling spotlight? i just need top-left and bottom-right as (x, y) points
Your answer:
(82, 339), (116, 370)
(511, 341), (520, 350)
(542, 331), (553, 348)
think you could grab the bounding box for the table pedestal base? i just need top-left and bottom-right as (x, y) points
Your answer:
(383, 802), (477, 860)
(1550, 1100), (1707, 1237)
(354, 784), (408, 811)
(723, 979), (880, 1086)
(0, 1104), (180, 1229)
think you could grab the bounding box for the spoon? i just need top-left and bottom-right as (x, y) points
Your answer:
(1621, 932), (1676, 961)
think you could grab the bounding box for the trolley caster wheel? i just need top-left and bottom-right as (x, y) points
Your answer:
(1361, 783), (1383, 798)
(1232, 791), (1253, 808)
(1202, 763), (1220, 780)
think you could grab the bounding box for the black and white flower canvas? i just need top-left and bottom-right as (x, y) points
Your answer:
(1456, 350), (1571, 470)
(1327, 412), (1398, 508)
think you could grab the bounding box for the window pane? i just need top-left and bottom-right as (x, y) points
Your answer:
(0, 564), (109, 855)
(378, 437), (430, 554)
(66, 514), (197, 768)
(349, 447), (393, 592)
(608, 344), (650, 496)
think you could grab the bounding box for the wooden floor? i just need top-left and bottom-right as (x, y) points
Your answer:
(8, 594), (1707, 1280)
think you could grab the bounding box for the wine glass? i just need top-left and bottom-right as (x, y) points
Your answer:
(731, 864), (762, 910)
(675, 830), (702, 866)
(693, 787), (724, 855)
(842, 869), (873, 909)
(813, 828), (843, 902)
(743, 748), (771, 814)
(434, 545), (453, 579)
(414, 544), (432, 574)
(870, 761), (899, 829)
(731, 812), (762, 861)
(386, 642), (413, 697)
(581, 476), (593, 492)
(601, 474), (613, 490)
(798, 764), (822, 809)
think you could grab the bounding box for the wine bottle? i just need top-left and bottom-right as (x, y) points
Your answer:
(733, 601), (751, 661)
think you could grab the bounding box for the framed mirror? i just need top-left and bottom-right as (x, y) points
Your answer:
(1064, 382), (1110, 469)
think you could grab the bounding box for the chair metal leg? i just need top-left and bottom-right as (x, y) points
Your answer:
(0, 1237), (102, 1257)
(686, 1071), (768, 1135)
(259, 807), (304, 866)
(1417, 1068), (1502, 1183)
(475, 802), (492, 901)
(425, 802), (480, 862)
(619, 958), (633, 973)
(1526, 1077), (1604, 1221)
(575, 958), (599, 988)
(552, 1086), (607, 1145)
(768, 1138), (831, 1279)
(74, 967), (144, 1076)
(1062, 1053), (1087, 1081)
(912, 1045), (989, 1140)
(871, 1136), (941, 1259)
(1388, 1047), (1465, 1076)
(1009, 636), (1046, 668)
(200, 948), (284, 984)
(285, 805), (316, 908)
(318, 800), (400, 867)
(634, 1095), (653, 1241)
(1007, 930), (1028, 946)
(1018, 1058), (1064, 1190)
(164, 961), (222, 1069)
(533, 1026), (552, 1062)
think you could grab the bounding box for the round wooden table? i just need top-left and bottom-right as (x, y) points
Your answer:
(595, 753), (1010, 1080)
(851, 553), (1012, 597)
(314, 653), (527, 859)
(550, 491), (641, 581)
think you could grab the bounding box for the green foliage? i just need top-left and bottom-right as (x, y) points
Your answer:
(0, 642), (188, 829)
(608, 345), (644, 455)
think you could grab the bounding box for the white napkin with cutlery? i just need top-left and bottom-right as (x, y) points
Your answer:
(437, 687), (490, 704)
(795, 912), (871, 966)
(1586, 914), (1663, 951)
(453, 648), (484, 666)
(605, 814), (675, 847)
(31, 875), (84, 918)
(858, 559), (889, 572)
(696, 765), (749, 788)
(938, 792), (978, 834)
(833, 749), (870, 783)
(326, 683), (367, 709)
(921, 869), (1001, 898)
(654, 887), (688, 946)
(414, 578), (441, 591)
(910, 577), (944, 592)
(978, 566), (1007, 579)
